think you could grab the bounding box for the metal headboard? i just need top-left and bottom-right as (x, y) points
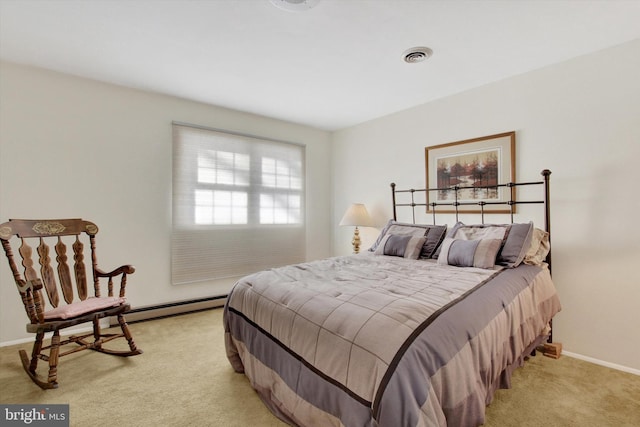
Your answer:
(391, 169), (552, 264)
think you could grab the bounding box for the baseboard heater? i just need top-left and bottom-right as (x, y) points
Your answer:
(112, 295), (227, 325)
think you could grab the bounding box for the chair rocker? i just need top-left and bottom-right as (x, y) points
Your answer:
(0, 218), (142, 389)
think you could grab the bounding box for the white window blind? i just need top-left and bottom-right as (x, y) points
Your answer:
(172, 123), (306, 285)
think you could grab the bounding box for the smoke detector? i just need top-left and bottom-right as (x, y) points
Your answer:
(402, 47), (434, 63)
(269, 0), (321, 12)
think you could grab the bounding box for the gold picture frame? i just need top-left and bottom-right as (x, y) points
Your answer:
(425, 131), (516, 213)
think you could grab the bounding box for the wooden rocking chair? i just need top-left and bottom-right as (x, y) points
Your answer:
(0, 218), (142, 389)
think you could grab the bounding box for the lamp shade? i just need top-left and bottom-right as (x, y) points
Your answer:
(339, 203), (372, 227)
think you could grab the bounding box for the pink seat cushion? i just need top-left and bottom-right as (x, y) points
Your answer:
(44, 296), (126, 320)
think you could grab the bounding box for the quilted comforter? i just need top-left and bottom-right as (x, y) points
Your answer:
(223, 254), (561, 426)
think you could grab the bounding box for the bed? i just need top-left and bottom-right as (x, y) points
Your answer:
(223, 170), (561, 427)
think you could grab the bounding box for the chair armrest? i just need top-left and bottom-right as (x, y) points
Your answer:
(95, 265), (135, 298)
(95, 265), (136, 277)
(16, 277), (44, 293)
(16, 278), (46, 324)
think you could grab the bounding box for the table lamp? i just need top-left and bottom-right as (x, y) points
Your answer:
(339, 203), (372, 254)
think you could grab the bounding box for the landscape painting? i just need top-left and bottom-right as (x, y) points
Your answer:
(425, 131), (515, 213)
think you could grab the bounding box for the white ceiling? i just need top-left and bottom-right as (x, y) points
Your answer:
(1, 0), (639, 131)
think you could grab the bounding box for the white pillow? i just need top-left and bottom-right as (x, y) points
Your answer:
(524, 228), (550, 266)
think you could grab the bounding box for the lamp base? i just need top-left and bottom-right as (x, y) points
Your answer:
(352, 226), (361, 254)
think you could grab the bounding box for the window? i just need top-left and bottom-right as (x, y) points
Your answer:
(172, 123), (306, 284)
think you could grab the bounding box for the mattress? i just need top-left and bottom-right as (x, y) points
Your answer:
(224, 253), (561, 426)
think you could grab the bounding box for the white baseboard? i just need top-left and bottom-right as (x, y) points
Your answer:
(117, 296), (226, 324)
(563, 351), (640, 376)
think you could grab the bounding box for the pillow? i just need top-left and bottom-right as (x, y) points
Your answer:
(423, 225), (447, 259)
(497, 222), (534, 268)
(450, 222), (509, 241)
(437, 221), (535, 268)
(524, 228), (550, 266)
(437, 237), (502, 269)
(369, 220), (447, 259)
(44, 296), (126, 320)
(433, 222), (508, 258)
(374, 234), (427, 259)
(369, 219), (395, 252)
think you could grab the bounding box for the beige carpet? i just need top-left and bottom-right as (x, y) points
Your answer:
(1, 308), (638, 426)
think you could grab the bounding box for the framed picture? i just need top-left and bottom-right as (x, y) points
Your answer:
(424, 131), (516, 213)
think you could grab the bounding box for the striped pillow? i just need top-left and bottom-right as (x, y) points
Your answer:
(374, 234), (427, 259)
(439, 221), (534, 268)
(437, 237), (502, 269)
(369, 220), (447, 259)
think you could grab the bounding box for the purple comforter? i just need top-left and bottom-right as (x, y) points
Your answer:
(224, 254), (560, 426)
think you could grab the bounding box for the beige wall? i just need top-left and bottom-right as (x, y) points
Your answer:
(332, 39), (640, 372)
(2, 39), (639, 373)
(0, 61), (333, 343)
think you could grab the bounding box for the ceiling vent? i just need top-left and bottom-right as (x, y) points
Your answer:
(269, 0), (321, 12)
(402, 47), (434, 63)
